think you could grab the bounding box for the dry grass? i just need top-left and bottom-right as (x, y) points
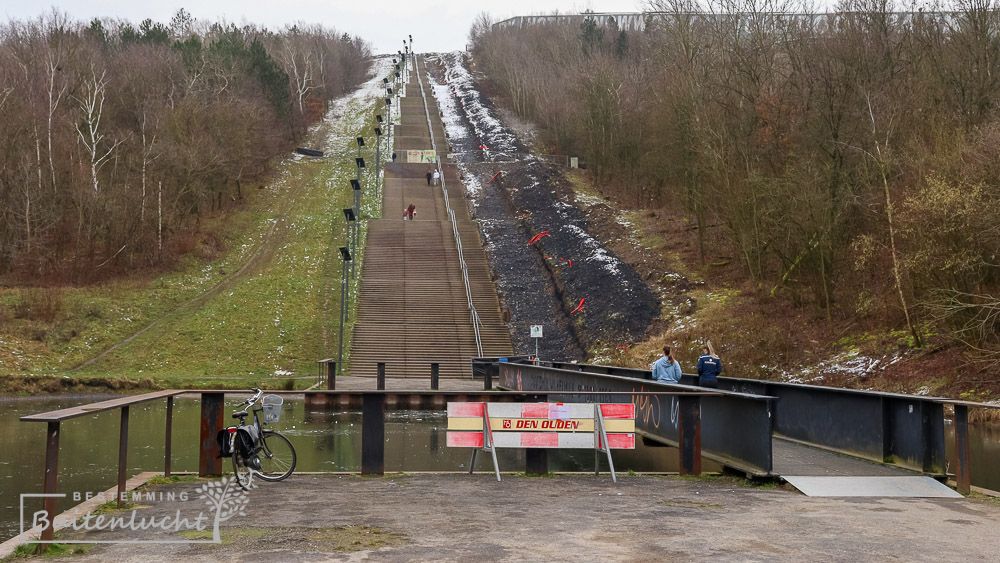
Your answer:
(13, 287), (63, 323)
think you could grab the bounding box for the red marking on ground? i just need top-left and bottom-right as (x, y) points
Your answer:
(570, 298), (586, 314)
(488, 171), (502, 183)
(527, 231), (550, 245)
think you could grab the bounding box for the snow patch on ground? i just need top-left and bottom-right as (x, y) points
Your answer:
(428, 52), (519, 157)
(561, 223), (625, 280)
(779, 351), (907, 385)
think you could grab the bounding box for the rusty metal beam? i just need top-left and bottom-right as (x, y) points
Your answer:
(199, 393), (225, 476)
(327, 361), (337, 390)
(678, 396), (702, 476)
(377, 363), (386, 390)
(431, 363), (439, 390)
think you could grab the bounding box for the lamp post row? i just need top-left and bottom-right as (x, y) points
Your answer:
(336, 36), (412, 376)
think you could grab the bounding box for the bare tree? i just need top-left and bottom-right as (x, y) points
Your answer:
(74, 66), (125, 194)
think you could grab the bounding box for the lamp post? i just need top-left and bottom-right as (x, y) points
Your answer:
(384, 96), (392, 144)
(354, 135), (365, 278)
(350, 177), (361, 279)
(377, 114), (388, 169)
(337, 243), (353, 375)
(373, 125), (382, 199)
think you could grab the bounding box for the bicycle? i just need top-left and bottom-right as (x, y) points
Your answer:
(222, 388), (297, 490)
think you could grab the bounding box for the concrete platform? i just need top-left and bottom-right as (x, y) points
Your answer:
(40, 474), (1000, 561)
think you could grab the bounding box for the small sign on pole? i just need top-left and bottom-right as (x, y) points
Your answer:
(530, 325), (543, 362)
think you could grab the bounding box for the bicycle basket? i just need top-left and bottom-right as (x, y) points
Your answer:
(261, 395), (283, 423)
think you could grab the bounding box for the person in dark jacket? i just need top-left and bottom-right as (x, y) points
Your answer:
(425, 171), (433, 185)
(696, 346), (721, 388)
(392, 152), (397, 162)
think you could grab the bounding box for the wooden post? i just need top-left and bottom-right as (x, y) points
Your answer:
(199, 393), (225, 476)
(117, 406), (130, 507)
(677, 396), (702, 476)
(484, 365), (493, 391)
(377, 362), (386, 390)
(164, 396), (173, 477)
(431, 363), (439, 390)
(40, 421), (60, 547)
(362, 394), (386, 475)
(327, 361), (337, 390)
(955, 405), (971, 495)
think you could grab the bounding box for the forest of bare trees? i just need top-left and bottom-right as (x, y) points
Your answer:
(471, 1), (1000, 359)
(0, 10), (370, 281)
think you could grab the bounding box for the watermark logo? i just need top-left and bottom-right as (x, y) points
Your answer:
(20, 477), (251, 544)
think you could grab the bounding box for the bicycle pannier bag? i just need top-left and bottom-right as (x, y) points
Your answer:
(216, 427), (236, 458)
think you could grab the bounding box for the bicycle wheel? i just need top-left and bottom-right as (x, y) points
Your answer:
(257, 430), (296, 481)
(231, 437), (254, 490)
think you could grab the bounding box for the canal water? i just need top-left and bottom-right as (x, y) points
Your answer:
(1, 394), (712, 541)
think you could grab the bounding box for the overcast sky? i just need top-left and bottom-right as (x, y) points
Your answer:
(3, 1), (645, 53)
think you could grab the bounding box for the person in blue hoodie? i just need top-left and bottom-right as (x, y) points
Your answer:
(697, 346), (721, 388)
(652, 346), (682, 383)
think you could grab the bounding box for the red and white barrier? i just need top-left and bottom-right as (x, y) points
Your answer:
(447, 402), (636, 482)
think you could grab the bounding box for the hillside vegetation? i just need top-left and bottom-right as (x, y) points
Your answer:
(0, 12), (387, 390)
(470, 2), (1000, 395)
(0, 10), (370, 282)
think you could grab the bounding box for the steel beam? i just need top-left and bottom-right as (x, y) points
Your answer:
(40, 421), (60, 546)
(199, 393), (225, 476)
(526, 449), (548, 476)
(431, 363), (439, 390)
(377, 362), (386, 390)
(678, 396), (702, 476)
(164, 397), (173, 477)
(955, 405), (970, 494)
(362, 394), (386, 475)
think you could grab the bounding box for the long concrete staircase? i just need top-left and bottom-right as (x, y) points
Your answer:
(349, 56), (513, 378)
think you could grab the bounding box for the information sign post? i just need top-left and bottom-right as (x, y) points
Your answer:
(530, 325), (543, 363)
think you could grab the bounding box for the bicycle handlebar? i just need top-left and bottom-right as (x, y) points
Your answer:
(236, 388), (264, 409)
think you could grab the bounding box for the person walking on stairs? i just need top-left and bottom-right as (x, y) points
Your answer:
(426, 171), (433, 185)
(433, 169), (440, 186)
(407, 202), (416, 221)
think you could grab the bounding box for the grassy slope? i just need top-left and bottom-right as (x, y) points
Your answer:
(0, 79), (385, 390)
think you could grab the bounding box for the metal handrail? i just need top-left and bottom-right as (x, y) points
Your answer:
(414, 56), (483, 357)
